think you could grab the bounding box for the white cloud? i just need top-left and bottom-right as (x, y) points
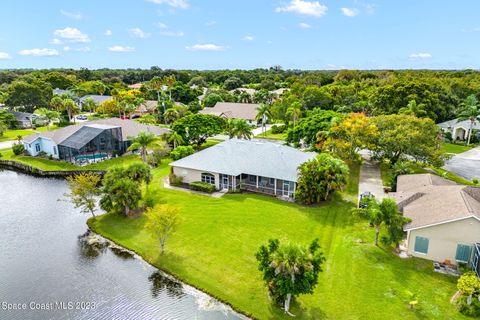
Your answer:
(105, 29), (112, 36)
(242, 35), (254, 41)
(0, 52), (11, 60)
(53, 27), (90, 43)
(157, 22), (168, 29)
(341, 7), (359, 17)
(60, 9), (83, 20)
(160, 30), (184, 37)
(130, 27), (151, 38)
(299, 22), (312, 29)
(409, 52), (432, 59)
(275, 0), (327, 17)
(205, 20), (216, 26)
(147, 0), (189, 9)
(108, 45), (135, 52)
(63, 46), (91, 52)
(185, 43), (225, 51)
(50, 38), (63, 45)
(19, 48), (59, 57)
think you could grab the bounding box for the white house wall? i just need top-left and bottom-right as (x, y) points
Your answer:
(407, 217), (480, 264)
(173, 167), (220, 189)
(23, 138), (59, 159)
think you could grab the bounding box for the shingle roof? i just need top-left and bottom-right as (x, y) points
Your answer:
(389, 174), (480, 230)
(437, 118), (480, 130)
(22, 118), (170, 144)
(170, 139), (317, 182)
(79, 95), (113, 105)
(8, 111), (34, 121)
(199, 102), (259, 121)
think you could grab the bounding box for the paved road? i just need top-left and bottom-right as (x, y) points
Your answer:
(358, 151), (387, 203)
(443, 146), (480, 180)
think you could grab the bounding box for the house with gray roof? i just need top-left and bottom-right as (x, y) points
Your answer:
(8, 111), (36, 128)
(22, 118), (170, 164)
(390, 174), (480, 265)
(79, 95), (113, 110)
(199, 102), (260, 125)
(437, 118), (480, 141)
(169, 139), (317, 198)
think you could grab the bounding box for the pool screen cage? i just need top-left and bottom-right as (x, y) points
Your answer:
(58, 126), (123, 163)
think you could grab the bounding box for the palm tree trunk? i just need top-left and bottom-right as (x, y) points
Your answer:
(375, 225), (380, 246)
(467, 120), (474, 145)
(124, 204), (130, 216)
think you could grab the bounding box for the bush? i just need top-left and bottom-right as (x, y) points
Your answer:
(12, 143), (25, 156)
(271, 124), (287, 134)
(147, 146), (171, 167)
(189, 181), (216, 193)
(170, 145), (195, 160)
(473, 178), (479, 185)
(456, 271), (480, 317)
(169, 173), (183, 186)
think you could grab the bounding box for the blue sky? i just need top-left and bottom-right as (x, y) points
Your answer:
(0, 0), (479, 70)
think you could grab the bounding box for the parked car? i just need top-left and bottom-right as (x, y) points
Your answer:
(76, 114), (88, 120)
(359, 192), (374, 208)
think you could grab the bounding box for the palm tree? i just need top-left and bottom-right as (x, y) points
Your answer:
(228, 119), (253, 139)
(398, 100), (427, 118)
(458, 94), (480, 145)
(255, 103), (272, 136)
(62, 99), (79, 123)
(127, 131), (161, 162)
(168, 131), (184, 149)
(164, 108), (180, 124)
(286, 101), (302, 128)
(34, 108), (60, 131)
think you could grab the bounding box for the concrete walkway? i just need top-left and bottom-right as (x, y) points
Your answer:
(443, 146), (480, 180)
(358, 151), (387, 203)
(163, 177), (227, 198)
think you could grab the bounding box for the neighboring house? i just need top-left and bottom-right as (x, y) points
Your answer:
(229, 88), (257, 95)
(8, 111), (37, 128)
(128, 83), (143, 90)
(390, 174), (480, 265)
(134, 100), (185, 116)
(169, 139), (316, 198)
(22, 118), (170, 163)
(79, 95), (113, 109)
(53, 88), (71, 95)
(437, 118), (480, 141)
(199, 102), (260, 125)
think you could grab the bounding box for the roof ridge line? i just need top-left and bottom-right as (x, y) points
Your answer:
(460, 187), (475, 214)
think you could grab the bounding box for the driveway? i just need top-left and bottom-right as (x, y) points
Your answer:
(443, 146), (480, 180)
(358, 151), (387, 203)
(0, 140), (14, 150)
(252, 124), (272, 136)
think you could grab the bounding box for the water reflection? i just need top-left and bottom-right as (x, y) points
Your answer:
(110, 246), (135, 260)
(149, 271), (186, 299)
(78, 230), (108, 259)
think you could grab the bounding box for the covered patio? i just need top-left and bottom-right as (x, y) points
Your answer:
(218, 173), (296, 198)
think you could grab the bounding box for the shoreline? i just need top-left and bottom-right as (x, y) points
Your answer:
(87, 219), (253, 320)
(0, 159), (106, 178)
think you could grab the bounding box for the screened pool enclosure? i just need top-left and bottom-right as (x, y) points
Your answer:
(57, 124), (124, 164)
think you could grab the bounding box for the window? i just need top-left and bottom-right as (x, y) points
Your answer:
(455, 244), (473, 263)
(201, 173), (215, 185)
(269, 178), (275, 185)
(35, 144), (40, 152)
(249, 175), (256, 183)
(414, 236), (429, 254)
(53, 146), (57, 155)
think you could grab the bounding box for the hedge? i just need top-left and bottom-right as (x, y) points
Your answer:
(189, 181), (216, 193)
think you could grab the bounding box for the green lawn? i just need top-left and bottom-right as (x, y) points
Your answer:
(0, 148), (142, 171)
(255, 129), (287, 141)
(89, 161), (466, 320)
(442, 143), (472, 154)
(0, 126), (60, 142)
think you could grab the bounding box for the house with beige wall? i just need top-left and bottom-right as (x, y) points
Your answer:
(390, 174), (480, 265)
(169, 139), (317, 198)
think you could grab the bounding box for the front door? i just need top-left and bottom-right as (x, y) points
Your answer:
(283, 181), (290, 197)
(222, 175), (229, 190)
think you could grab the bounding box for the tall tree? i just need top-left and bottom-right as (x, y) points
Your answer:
(457, 94), (480, 145)
(255, 239), (325, 315)
(255, 103), (272, 136)
(171, 114), (226, 147)
(145, 204), (180, 255)
(167, 131), (185, 149)
(226, 119), (253, 139)
(34, 108), (60, 130)
(286, 101), (302, 128)
(398, 100), (427, 118)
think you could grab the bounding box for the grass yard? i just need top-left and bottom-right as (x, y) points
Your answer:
(0, 148), (142, 171)
(89, 161), (466, 320)
(255, 129), (287, 141)
(442, 143), (472, 154)
(0, 126), (60, 142)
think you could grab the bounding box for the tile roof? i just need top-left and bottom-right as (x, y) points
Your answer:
(199, 102), (259, 121)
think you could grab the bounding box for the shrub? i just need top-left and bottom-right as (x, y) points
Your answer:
(170, 145), (195, 160)
(472, 178), (479, 185)
(12, 143), (25, 155)
(271, 124), (287, 134)
(169, 173), (183, 186)
(190, 181), (216, 193)
(456, 271), (480, 317)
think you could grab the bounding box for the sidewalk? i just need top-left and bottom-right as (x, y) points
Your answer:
(358, 151), (387, 202)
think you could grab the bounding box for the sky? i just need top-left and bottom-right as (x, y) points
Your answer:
(0, 0), (479, 70)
